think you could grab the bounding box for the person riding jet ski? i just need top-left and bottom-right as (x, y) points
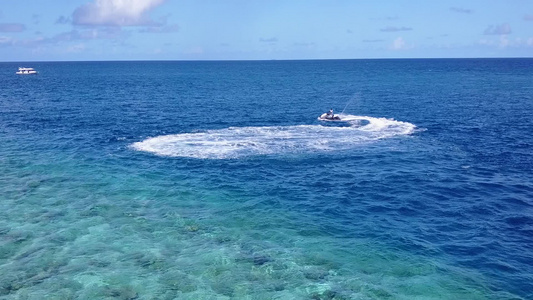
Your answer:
(319, 108), (341, 120)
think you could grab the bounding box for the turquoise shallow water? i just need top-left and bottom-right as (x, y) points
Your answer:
(0, 59), (532, 299)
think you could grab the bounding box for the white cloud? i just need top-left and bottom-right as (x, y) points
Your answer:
(479, 36), (533, 48)
(380, 26), (412, 32)
(72, 0), (166, 26)
(260, 37), (278, 43)
(483, 23), (512, 35)
(450, 7), (473, 14)
(499, 35), (510, 48)
(51, 28), (125, 42)
(392, 37), (406, 50)
(0, 23), (26, 32)
(67, 43), (86, 53)
(293, 42), (315, 48)
(139, 24), (179, 33)
(184, 46), (204, 55)
(362, 39), (384, 43)
(478, 38), (493, 46)
(0, 36), (14, 45)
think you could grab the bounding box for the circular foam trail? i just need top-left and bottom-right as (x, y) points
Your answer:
(131, 115), (417, 159)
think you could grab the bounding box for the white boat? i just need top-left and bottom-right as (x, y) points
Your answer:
(16, 67), (38, 75)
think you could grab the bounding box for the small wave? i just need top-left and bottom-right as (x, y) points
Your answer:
(131, 115), (416, 159)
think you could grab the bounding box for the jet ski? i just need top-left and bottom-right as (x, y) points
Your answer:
(318, 113), (342, 121)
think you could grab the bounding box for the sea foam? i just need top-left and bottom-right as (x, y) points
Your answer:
(131, 115), (416, 159)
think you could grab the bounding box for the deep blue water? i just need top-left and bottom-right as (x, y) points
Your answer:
(0, 59), (532, 299)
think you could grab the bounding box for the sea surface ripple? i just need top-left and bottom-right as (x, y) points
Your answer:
(0, 59), (532, 299)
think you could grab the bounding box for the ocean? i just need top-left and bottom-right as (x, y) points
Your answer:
(0, 59), (532, 299)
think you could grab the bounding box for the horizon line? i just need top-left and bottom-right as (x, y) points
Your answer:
(1, 56), (532, 63)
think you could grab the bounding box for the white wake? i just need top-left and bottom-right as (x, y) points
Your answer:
(131, 115), (416, 159)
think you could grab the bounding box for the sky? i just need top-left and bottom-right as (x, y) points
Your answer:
(0, 0), (532, 61)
